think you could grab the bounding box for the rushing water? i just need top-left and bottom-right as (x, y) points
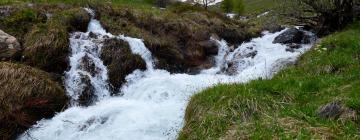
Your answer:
(20, 9), (314, 140)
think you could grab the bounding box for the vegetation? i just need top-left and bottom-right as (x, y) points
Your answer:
(23, 8), (90, 74)
(233, 0), (245, 15)
(0, 62), (67, 140)
(179, 21), (360, 139)
(293, 0), (357, 35)
(221, 0), (233, 13)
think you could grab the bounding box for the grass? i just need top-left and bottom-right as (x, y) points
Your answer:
(0, 62), (67, 140)
(179, 21), (360, 139)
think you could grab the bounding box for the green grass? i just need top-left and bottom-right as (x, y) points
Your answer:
(0, 0), (154, 7)
(179, 21), (360, 139)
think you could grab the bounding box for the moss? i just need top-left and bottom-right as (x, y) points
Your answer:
(0, 62), (67, 140)
(179, 21), (360, 139)
(23, 8), (90, 74)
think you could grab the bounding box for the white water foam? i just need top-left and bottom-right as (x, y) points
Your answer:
(19, 9), (314, 140)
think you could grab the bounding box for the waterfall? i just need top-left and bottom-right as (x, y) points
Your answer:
(19, 9), (314, 140)
(65, 21), (111, 105)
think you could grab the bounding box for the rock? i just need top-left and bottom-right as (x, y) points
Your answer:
(273, 28), (304, 44)
(0, 6), (13, 19)
(101, 38), (146, 94)
(198, 40), (218, 55)
(0, 30), (22, 61)
(78, 73), (96, 106)
(0, 62), (67, 140)
(263, 24), (284, 33)
(80, 54), (99, 76)
(317, 101), (344, 119)
(225, 46), (257, 75)
(285, 43), (302, 52)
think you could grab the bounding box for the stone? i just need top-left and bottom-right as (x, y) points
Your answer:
(273, 28), (304, 44)
(0, 30), (22, 61)
(317, 101), (344, 119)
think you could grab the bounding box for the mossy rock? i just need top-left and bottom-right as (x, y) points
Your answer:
(0, 62), (67, 140)
(97, 4), (255, 73)
(101, 38), (146, 94)
(23, 8), (90, 74)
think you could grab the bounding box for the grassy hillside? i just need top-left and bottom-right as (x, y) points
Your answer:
(179, 21), (360, 139)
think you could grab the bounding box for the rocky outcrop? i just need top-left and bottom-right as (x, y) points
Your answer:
(100, 38), (146, 94)
(0, 30), (21, 61)
(0, 62), (67, 140)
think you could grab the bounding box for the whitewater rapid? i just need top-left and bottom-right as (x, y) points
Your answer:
(19, 9), (314, 140)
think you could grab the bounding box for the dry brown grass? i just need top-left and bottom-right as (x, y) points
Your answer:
(0, 62), (67, 140)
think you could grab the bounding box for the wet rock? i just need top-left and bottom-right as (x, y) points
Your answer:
(198, 40), (218, 55)
(0, 30), (22, 61)
(273, 28), (316, 45)
(317, 101), (344, 119)
(0, 62), (67, 140)
(225, 46), (257, 75)
(101, 38), (146, 94)
(89, 32), (98, 39)
(78, 73), (96, 106)
(80, 54), (99, 76)
(285, 43), (302, 52)
(273, 28), (304, 44)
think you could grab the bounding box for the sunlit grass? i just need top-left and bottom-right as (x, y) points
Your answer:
(179, 21), (360, 139)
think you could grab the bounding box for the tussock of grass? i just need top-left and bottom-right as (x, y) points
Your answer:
(23, 8), (90, 74)
(0, 62), (67, 140)
(179, 21), (360, 139)
(97, 3), (255, 72)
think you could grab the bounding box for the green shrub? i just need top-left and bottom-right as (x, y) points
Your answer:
(221, 0), (233, 13)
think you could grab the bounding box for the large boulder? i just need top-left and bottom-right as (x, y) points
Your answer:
(273, 28), (315, 44)
(101, 38), (146, 94)
(0, 62), (68, 140)
(273, 28), (304, 44)
(0, 30), (22, 61)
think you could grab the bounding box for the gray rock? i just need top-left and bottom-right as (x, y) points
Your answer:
(317, 101), (344, 119)
(273, 28), (304, 44)
(0, 30), (22, 61)
(0, 6), (13, 19)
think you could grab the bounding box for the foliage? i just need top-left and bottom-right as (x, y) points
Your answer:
(179, 21), (360, 139)
(221, 0), (233, 13)
(294, 0), (356, 35)
(233, 0), (245, 15)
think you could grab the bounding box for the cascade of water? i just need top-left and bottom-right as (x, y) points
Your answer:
(118, 35), (155, 70)
(20, 9), (314, 140)
(65, 23), (111, 105)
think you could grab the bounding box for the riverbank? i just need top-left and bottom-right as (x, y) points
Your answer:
(180, 21), (360, 139)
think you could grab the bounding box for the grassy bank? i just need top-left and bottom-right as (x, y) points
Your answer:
(179, 21), (360, 139)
